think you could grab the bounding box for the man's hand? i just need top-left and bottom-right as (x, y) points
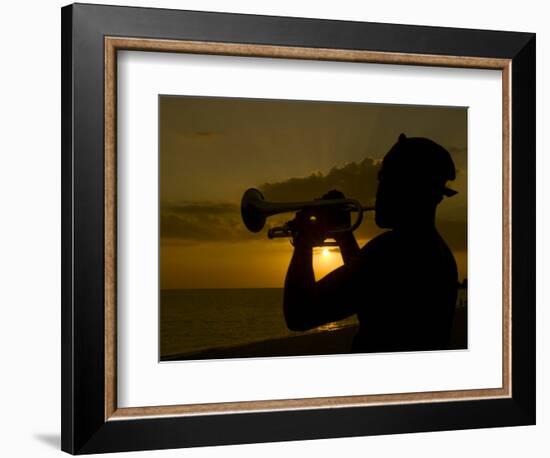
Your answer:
(287, 189), (353, 248)
(288, 210), (326, 248)
(321, 189), (361, 263)
(320, 189), (352, 242)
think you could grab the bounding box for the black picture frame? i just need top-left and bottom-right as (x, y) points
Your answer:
(61, 3), (535, 454)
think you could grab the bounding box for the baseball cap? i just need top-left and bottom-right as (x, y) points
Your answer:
(380, 133), (458, 198)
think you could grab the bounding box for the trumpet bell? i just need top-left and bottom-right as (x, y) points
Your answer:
(241, 188), (268, 232)
(241, 187), (373, 240)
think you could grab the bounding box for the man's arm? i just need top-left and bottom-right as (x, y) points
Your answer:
(283, 244), (316, 331)
(336, 232), (361, 265)
(283, 241), (361, 332)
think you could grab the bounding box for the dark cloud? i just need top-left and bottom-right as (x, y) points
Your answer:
(161, 200), (464, 250)
(161, 155), (465, 251)
(450, 146), (466, 154)
(161, 158), (382, 244)
(160, 201), (292, 244)
(258, 155), (466, 251)
(436, 219), (467, 251)
(168, 202), (237, 216)
(160, 199), (382, 246)
(161, 202), (248, 243)
(446, 146), (467, 171)
(259, 157), (381, 205)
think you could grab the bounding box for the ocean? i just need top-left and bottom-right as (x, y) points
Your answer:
(160, 287), (468, 358)
(160, 288), (358, 358)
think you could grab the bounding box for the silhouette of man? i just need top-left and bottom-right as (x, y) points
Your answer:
(283, 133), (458, 352)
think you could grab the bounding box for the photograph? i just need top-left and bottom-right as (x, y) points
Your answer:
(159, 95), (468, 361)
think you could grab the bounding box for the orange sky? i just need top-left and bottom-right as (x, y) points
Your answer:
(160, 96), (468, 289)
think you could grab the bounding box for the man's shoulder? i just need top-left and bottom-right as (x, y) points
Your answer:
(357, 230), (399, 258)
(360, 230), (396, 250)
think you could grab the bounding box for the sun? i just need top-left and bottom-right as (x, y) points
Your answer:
(313, 246), (344, 281)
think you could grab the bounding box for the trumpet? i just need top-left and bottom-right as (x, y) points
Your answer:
(241, 188), (374, 246)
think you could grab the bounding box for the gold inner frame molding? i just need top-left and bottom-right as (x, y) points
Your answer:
(104, 36), (512, 421)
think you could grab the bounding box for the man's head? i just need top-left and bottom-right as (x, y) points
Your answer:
(375, 133), (457, 229)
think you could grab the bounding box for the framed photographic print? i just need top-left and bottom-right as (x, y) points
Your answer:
(61, 3), (536, 454)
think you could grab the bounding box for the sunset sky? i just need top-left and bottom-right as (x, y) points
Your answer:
(160, 95), (467, 289)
